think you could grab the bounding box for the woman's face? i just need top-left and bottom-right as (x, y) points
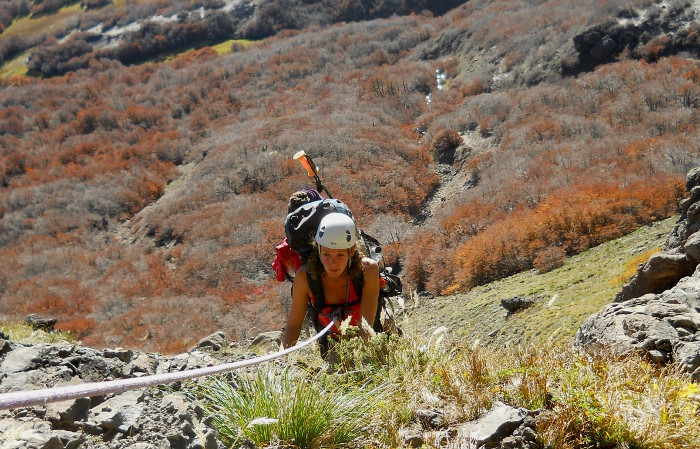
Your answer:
(319, 246), (352, 278)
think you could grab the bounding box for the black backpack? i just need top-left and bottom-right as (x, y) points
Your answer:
(285, 198), (354, 267)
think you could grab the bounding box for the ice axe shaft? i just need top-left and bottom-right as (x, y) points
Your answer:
(293, 150), (332, 198)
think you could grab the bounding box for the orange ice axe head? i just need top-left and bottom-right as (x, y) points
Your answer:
(293, 150), (318, 177)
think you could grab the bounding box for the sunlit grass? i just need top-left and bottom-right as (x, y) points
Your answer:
(0, 321), (74, 344)
(1, 4), (83, 39)
(0, 51), (29, 79)
(192, 329), (699, 448)
(405, 216), (677, 349)
(210, 39), (253, 55)
(197, 367), (389, 448)
(610, 246), (661, 287)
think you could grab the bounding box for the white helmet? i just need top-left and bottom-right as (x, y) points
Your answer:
(315, 213), (358, 249)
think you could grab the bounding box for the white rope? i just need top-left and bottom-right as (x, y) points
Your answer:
(0, 323), (332, 410)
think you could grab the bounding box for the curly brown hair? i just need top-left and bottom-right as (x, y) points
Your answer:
(307, 241), (366, 279)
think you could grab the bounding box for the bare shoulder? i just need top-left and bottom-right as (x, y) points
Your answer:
(361, 257), (379, 274)
(293, 265), (310, 289)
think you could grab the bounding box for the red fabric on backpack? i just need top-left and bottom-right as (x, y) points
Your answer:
(272, 238), (303, 282)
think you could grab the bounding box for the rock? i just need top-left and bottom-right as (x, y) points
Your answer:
(0, 344), (44, 374)
(416, 408), (445, 429)
(0, 418), (63, 449)
(463, 403), (529, 447)
(89, 390), (145, 434)
(193, 332), (229, 351)
(104, 348), (133, 364)
(614, 251), (695, 302)
(577, 166), (700, 378)
(126, 352), (158, 375)
(250, 331), (282, 351)
(501, 296), (535, 314)
(399, 428), (425, 448)
(26, 314), (57, 332)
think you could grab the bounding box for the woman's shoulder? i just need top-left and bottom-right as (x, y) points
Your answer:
(361, 257), (379, 273)
(293, 265), (311, 286)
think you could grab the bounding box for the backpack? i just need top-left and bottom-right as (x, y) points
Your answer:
(285, 198), (353, 266)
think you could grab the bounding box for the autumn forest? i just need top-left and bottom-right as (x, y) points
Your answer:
(0, 0), (698, 352)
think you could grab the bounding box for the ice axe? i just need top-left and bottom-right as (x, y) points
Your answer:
(293, 150), (332, 198)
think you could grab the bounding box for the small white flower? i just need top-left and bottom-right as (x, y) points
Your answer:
(247, 417), (278, 428)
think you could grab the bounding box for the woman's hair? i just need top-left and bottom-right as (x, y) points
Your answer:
(308, 240), (365, 279)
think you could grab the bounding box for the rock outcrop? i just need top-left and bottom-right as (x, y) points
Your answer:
(566, 2), (698, 74)
(0, 332), (264, 449)
(575, 167), (700, 381)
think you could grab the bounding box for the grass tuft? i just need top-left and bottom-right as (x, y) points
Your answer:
(197, 367), (389, 448)
(0, 321), (74, 344)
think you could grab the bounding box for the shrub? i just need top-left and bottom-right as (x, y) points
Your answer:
(430, 128), (461, 164)
(198, 368), (388, 448)
(533, 246), (567, 273)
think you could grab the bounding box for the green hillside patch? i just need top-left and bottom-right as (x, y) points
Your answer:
(405, 216), (677, 349)
(1, 4), (83, 39)
(0, 51), (29, 78)
(210, 39), (253, 55)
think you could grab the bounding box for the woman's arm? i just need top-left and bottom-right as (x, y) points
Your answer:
(281, 266), (311, 349)
(359, 257), (380, 340)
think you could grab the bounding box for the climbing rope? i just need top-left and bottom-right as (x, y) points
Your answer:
(0, 323), (332, 410)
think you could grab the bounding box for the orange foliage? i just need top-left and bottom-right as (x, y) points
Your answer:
(454, 174), (684, 290)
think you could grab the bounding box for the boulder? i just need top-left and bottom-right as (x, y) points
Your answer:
(577, 166), (700, 379)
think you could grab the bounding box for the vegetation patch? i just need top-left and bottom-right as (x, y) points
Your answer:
(405, 216), (677, 348)
(192, 330), (700, 448)
(1, 3), (82, 39)
(0, 51), (28, 78)
(0, 321), (74, 344)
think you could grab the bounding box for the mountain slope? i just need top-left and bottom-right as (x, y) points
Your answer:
(0, 0), (698, 353)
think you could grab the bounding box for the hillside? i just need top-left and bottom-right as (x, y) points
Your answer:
(0, 0), (698, 353)
(404, 215), (677, 347)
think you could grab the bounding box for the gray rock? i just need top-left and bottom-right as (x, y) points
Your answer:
(0, 345), (44, 374)
(501, 296), (535, 314)
(104, 348), (134, 364)
(26, 314), (57, 332)
(193, 332), (228, 351)
(399, 428), (425, 448)
(416, 408), (445, 429)
(126, 353), (158, 375)
(466, 403), (529, 447)
(89, 390), (145, 433)
(250, 331), (282, 352)
(0, 418), (62, 449)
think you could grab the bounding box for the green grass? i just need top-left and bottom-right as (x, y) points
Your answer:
(210, 39), (253, 55)
(0, 321), (74, 344)
(1, 4), (83, 39)
(197, 367), (391, 448)
(192, 330), (699, 448)
(403, 216), (676, 349)
(0, 51), (29, 79)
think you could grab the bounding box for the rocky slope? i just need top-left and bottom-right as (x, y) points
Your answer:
(575, 167), (700, 381)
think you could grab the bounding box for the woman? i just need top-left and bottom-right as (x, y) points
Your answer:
(281, 213), (380, 355)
